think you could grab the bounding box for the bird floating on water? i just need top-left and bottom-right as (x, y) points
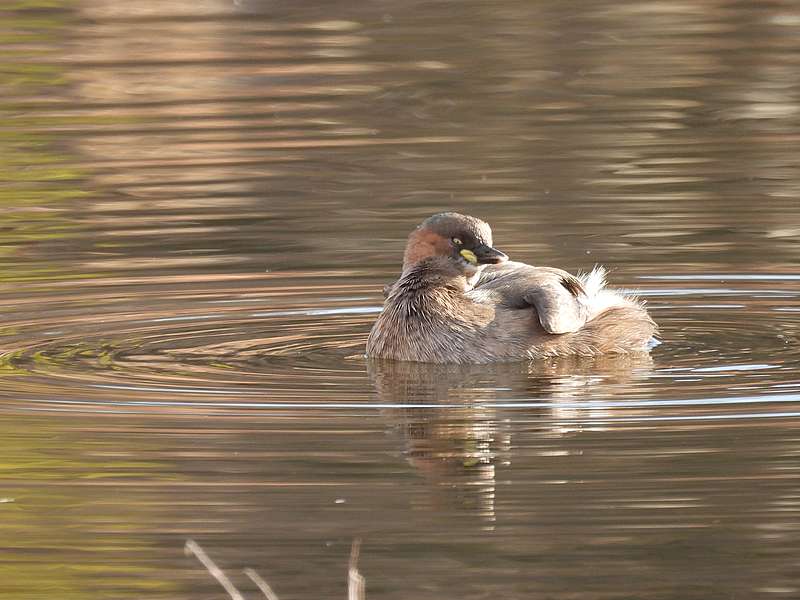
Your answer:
(366, 212), (656, 364)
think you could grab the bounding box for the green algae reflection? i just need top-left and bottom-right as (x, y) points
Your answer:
(0, 3), (178, 598)
(0, 415), (180, 599)
(0, 0), (86, 282)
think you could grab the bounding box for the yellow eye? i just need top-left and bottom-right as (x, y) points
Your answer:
(452, 237), (463, 246)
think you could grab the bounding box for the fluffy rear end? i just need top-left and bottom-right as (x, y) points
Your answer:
(576, 303), (656, 353)
(572, 267), (656, 352)
(579, 267), (644, 319)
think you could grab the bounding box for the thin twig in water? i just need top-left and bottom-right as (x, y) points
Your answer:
(185, 539), (246, 600)
(348, 538), (365, 600)
(244, 568), (280, 600)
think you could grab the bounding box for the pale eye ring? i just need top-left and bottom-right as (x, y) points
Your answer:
(451, 237), (463, 246)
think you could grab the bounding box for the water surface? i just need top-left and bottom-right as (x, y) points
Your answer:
(1, 1), (800, 598)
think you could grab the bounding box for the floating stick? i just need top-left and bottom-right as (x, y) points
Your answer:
(348, 538), (365, 600)
(185, 539), (246, 600)
(244, 568), (281, 600)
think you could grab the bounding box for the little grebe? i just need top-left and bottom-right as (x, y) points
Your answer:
(366, 212), (656, 364)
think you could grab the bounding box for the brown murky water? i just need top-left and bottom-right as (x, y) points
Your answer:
(2, 1), (800, 598)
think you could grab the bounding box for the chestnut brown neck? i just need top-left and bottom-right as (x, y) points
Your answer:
(402, 227), (451, 274)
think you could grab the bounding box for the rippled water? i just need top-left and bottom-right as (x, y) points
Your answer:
(2, 1), (800, 598)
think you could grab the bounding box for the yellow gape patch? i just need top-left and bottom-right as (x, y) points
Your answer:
(459, 249), (478, 265)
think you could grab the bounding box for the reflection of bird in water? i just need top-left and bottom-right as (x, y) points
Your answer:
(367, 212), (656, 363)
(368, 354), (653, 521)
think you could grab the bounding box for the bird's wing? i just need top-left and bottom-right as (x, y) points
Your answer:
(474, 262), (590, 334)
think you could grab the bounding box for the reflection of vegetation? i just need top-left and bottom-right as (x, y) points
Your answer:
(3, 0), (69, 12)
(0, 0), (86, 279)
(0, 417), (177, 599)
(0, 341), (122, 375)
(0, 5), (175, 599)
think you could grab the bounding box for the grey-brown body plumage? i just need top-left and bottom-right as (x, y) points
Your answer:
(366, 213), (657, 364)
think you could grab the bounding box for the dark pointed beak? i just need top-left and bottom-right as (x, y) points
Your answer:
(475, 244), (508, 265)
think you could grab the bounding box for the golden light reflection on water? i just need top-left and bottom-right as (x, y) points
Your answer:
(1, 0), (800, 598)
